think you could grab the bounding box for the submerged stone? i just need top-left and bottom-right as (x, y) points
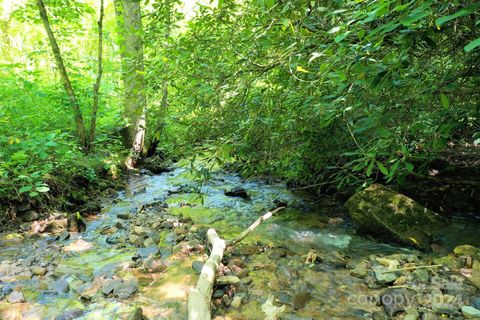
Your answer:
(345, 184), (445, 249)
(462, 306), (480, 319)
(54, 309), (84, 320)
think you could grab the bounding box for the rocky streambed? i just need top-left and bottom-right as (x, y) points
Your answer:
(1, 164), (480, 319)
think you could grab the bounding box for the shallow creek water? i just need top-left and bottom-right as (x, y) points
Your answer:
(1, 165), (480, 320)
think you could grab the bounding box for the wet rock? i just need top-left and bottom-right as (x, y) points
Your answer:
(137, 246), (159, 259)
(462, 306), (480, 319)
(224, 188), (249, 199)
(192, 261), (204, 274)
(371, 311), (387, 320)
(115, 221), (125, 229)
(413, 269), (429, 282)
(54, 309), (84, 320)
(143, 255), (167, 273)
(404, 307), (420, 320)
(63, 239), (94, 252)
(117, 213), (131, 220)
(31, 266), (47, 276)
(161, 221), (174, 229)
(217, 276), (240, 285)
(142, 157), (171, 174)
(67, 214), (86, 233)
(113, 278), (138, 299)
(45, 219), (68, 233)
(1, 283), (14, 296)
(213, 289), (224, 298)
(431, 293), (458, 315)
(373, 265), (398, 284)
(56, 231), (71, 242)
(102, 278), (123, 295)
(5, 233), (24, 241)
(7, 290), (25, 303)
(380, 288), (414, 317)
(345, 184), (445, 249)
(472, 297), (480, 309)
(222, 294), (231, 306)
(236, 244), (258, 255)
(53, 278), (70, 294)
(231, 295), (242, 308)
(292, 291), (310, 310)
(22, 210), (39, 222)
(267, 248), (286, 260)
(454, 245), (480, 257)
(240, 276), (253, 285)
(350, 261), (368, 278)
(421, 312), (437, 320)
(128, 306), (143, 320)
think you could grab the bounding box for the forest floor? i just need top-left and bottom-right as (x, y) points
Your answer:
(1, 162), (480, 319)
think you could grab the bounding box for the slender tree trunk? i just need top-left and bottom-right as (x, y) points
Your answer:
(88, 0), (105, 149)
(114, 0), (147, 167)
(146, 0), (172, 157)
(36, 0), (87, 150)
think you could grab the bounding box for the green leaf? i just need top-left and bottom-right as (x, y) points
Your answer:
(29, 191), (39, 197)
(19, 185), (33, 193)
(366, 159), (375, 176)
(35, 186), (50, 193)
(440, 93), (450, 108)
(405, 162), (414, 172)
(335, 31), (351, 43)
(377, 161), (389, 176)
(464, 38), (480, 52)
(436, 4), (480, 26)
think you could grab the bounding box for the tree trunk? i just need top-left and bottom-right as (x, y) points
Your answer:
(36, 0), (87, 150)
(88, 0), (105, 149)
(114, 0), (147, 167)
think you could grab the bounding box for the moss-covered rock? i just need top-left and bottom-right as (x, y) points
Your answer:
(345, 184), (446, 249)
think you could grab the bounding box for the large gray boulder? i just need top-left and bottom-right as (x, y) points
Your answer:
(345, 184), (446, 249)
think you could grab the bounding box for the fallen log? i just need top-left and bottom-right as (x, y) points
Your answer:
(188, 207), (285, 320)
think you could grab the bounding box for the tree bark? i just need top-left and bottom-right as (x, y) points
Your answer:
(114, 0), (147, 167)
(36, 0), (87, 150)
(88, 0), (105, 148)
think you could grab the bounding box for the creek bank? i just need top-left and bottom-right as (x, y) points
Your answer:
(0, 165), (479, 319)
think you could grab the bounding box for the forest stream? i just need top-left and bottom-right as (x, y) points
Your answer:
(1, 163), (480, 320)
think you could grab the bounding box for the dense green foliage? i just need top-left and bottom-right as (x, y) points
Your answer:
(0, 1), (124, 212)
(147, 0), (480, 191)
(0, 0), (479, 215)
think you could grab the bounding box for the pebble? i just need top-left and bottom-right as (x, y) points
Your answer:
(413, 268), (429, 282)
(7, 290), (25, 303)
(192, 261), (204, 274)
(113, 278), (138, 299)
(462, 306), (480, 319)
(102, 279), (123, 295)
(117, 213), (131, 220)
(431, 294), (458, 315)
(380, 288), (413, 317)
(373, 265), (398, 284)
(231, 296), (242, 308)
(292, 291), (310, 309)
(53, 278), (70, 294)
(350, 261), (368, 278)
(473, 297), (480, 309)
(54, 309), (84, 320)
(31, 266), (47, 276)
(216, 276), (240, 285)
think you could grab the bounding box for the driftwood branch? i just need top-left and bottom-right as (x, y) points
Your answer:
(188, 207), (285, 320)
